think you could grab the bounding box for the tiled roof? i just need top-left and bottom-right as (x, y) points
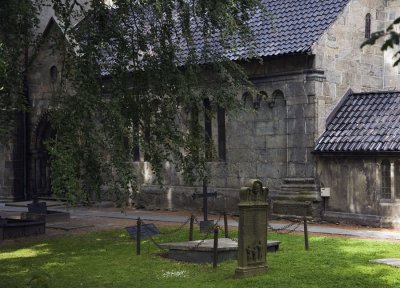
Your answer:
(314, 91), (400, 153)
(180, 0), (350, 61)
(100, 0), (349, 72)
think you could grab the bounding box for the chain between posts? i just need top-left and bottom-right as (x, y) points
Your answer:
(139, 212), (309, 253)
(157, 216), (192, 235)
(267, 216), (306, 234)
(140, 222), (169, 252)
(230, 213), (306, 235)
(138, 215), (220, 251)
(137, 216), (193, 252)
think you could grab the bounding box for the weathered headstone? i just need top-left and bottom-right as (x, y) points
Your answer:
(27, 202), (47, 214)
(125, 223), (160, 240)
(235, 179), (269, 277)
(24, 201), (70, 223)
(0, 218), (45, 241)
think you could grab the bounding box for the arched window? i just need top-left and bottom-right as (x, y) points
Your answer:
(365, 13), (371, 39)
(242, 92), (253, 108)
(217, 106), (226, 161)
(50, 65), (58, 82)
(381, 160), (391, 199)
(254, 91), (268, 109)
(203, 98), (212, 161)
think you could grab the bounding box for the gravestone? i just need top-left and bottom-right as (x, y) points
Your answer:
(22, 201), (70, 223)
(125, 223), (160, 240)
(0, 218), (45, 240)
(27, 202), (47, 214)
(235, 179), (269, 277)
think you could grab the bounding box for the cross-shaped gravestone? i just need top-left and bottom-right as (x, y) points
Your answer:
(192, 179), (216, 232)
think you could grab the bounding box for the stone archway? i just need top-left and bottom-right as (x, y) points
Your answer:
(33, 113), (56, 198)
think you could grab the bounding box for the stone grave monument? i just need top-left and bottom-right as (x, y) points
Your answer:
(235, 179), (269, 277)
(21, 200), (70, 223)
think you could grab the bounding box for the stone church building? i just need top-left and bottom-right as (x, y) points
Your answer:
(2, 0), (400, 227)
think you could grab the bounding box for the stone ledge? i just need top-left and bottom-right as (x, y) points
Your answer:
(322, 211), (382, 227)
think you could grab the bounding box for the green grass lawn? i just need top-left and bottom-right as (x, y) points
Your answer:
(1, 226), (400, 288)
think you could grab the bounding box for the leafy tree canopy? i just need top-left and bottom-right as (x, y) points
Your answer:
(0, 0), (41, 139)
(2, 0), (265, 207)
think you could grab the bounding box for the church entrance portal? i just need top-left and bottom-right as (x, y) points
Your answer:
(33, 115), (55, 198)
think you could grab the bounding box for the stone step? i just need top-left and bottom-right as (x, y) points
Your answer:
(273, 193), (320, 202)
(277, 177), (320, 202)
(283, 178), (315, 184)
(280, 183), (319, 190)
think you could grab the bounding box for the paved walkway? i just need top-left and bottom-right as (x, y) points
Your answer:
(2, 203), (400, 240)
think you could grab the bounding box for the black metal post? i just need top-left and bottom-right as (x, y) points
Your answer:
(213, 226), (219, 268)
(223, 212), (228, 238)
(203, 179), (208, 222)
(189, 215), (194, 241)
(136, 218), (141, 255)
(303, 216), (309, 251)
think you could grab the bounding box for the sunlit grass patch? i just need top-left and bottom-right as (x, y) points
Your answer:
(0, 247), (50, 260)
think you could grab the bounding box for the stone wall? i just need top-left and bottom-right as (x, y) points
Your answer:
(137, 55), (321, 212)
(317, 155), (400, 227)
(312, 0), (400, 137)
(384, 0), (400, 89)
(312, 0), (400, 226)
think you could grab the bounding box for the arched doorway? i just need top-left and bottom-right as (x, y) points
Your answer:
(33, 114), (56, 198)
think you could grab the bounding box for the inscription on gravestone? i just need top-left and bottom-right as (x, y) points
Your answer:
(235, 179), (269, 277)
(125, 223), (160, 240)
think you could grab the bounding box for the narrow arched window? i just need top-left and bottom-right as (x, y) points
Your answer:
(365, 13), (371, 39)
(381, 160), (391, 199)
(242, 92), (253, 108)
(50, 65), (57, 82)
(217, 106), (226, 161)
(203, 98), (212, 161)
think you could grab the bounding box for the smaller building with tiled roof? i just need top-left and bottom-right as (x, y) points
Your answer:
(314, 90), (400, 154)
(316, 90), (400, 227)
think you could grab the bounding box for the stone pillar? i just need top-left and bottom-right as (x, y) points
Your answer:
(235, 179), (268, 277)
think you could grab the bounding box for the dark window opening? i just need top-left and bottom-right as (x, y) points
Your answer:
(217, 106), (226, 161)
(190, 104), (200, 162)
(381, 159), (391, 199)
(395, 161), (400, 199)
(365, 13), (371, 39)
(133, 145), (140, 162)
(204, 98), (212, 161)
(144, 123), (151, 161)
(133, 128), (140, 162)
(50, 65), (57, 82)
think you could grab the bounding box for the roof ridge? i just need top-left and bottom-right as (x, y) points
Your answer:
(351, 91), (400, 96)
